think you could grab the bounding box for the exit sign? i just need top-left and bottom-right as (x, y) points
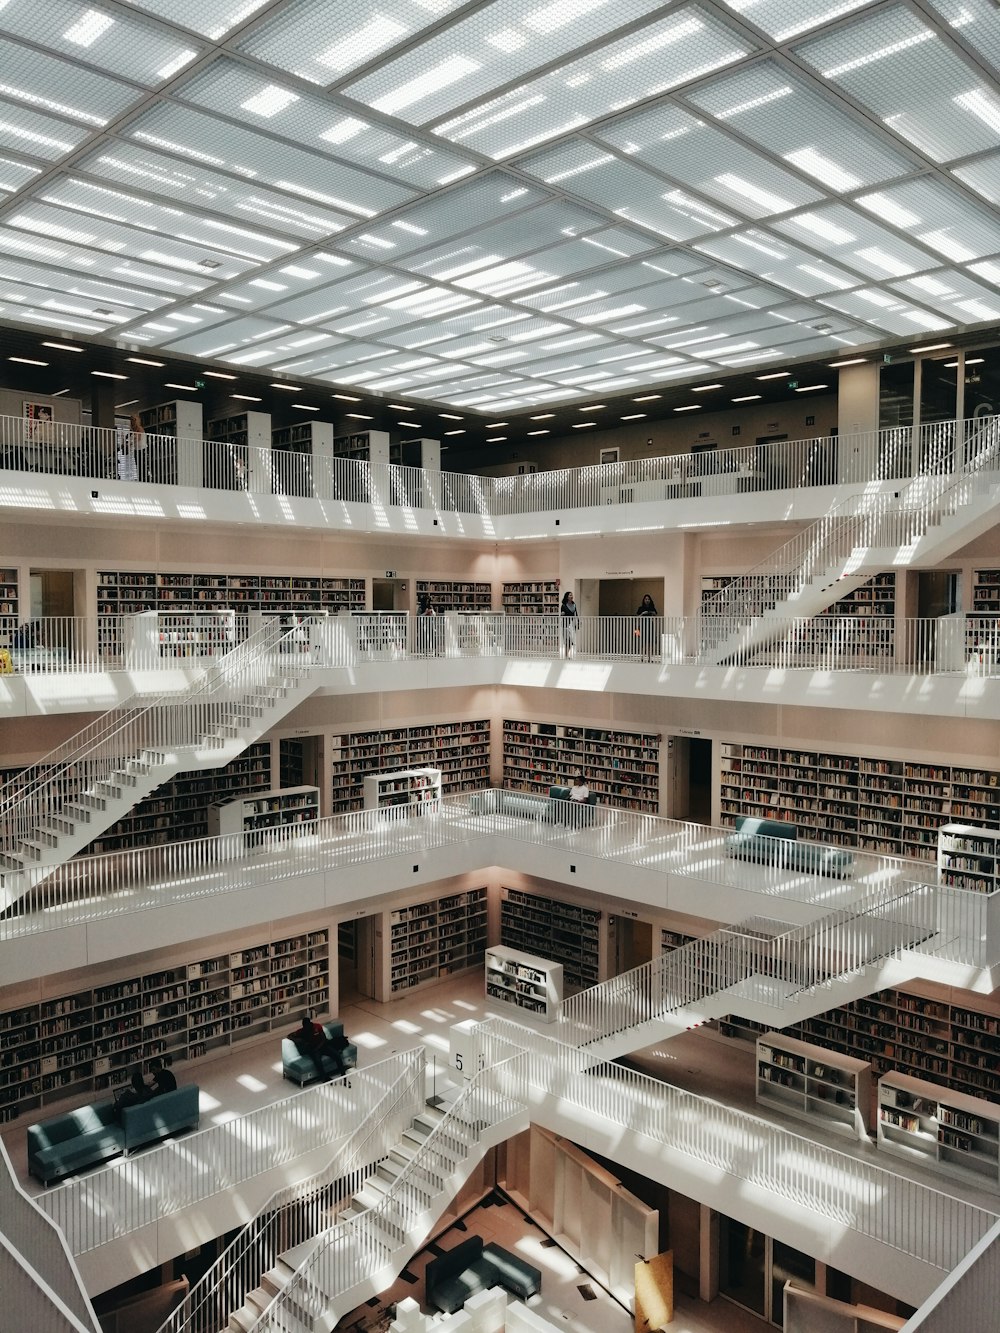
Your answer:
(194, 379), (206, 389)
(787, 379), (798, 389)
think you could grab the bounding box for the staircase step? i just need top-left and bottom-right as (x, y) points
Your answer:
(62, 804), (93, 823)
(38, 818), (75, 838)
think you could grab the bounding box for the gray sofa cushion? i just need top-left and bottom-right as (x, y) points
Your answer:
(120, 1084), (200, 1152)
(27, 1101), (123, 1183)
(426, 1235), (542, 1314)
(726, 815), (853, 879)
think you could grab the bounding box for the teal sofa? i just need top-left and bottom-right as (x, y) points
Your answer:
(120, 1084), (200, 1153)
(469, 787), (599, 824)
(27, 1100), (123, 1184)
(426, 1235), (542, 1314)
(282, 1019), (358, 1085)
(725, 815), (854, 879)
(548, 785), (599, 826)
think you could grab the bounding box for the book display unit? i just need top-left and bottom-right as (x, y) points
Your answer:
(206, 409), (269, 491)
(363, 767), (441, 811)
(333, 429), (389, 463)
(97, 569), (365, 617)
(0, 928), (329, 1123)
(499, 888), (601, 990)
(503, 719), (660, 812)
(485, 944), (563, 1021)
(501, 581), (560, 614)
(138, 400), (202, 486)
(330, 720), (490, 813)
(272, 421), (332, 497)
(938, 824), (1000, 893)
(415, 580), (493, 611)
(719, 742), (1000, 864)
(877, 1071), (1000, 1192)
(207, 785), (320, 841)
(0, 566), (19, 632)
(387, 887), (487, 996)
(756, 1032), (872, 1141)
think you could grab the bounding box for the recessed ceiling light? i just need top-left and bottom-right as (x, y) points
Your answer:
(439, 413), (463, 420)
(333, 393), (361, 402)
(580, 403), (606, 410)
(115, 399), (139, 409)
(92, 370), (128, 380)
(828, 358), (867, 367)
(674, 404), (702, 412)
(199, 259), (223, 269)
(633, 394), (661, 402)
(346, 413), (373, 420)
(732, 394), (762, 402)
(691, 384), (723, 392)
(444, 429), (465, 435)
(756, 372), (788, 380)
(9, 356), (48, 366)
(126, 357), (165, 367)
(484, 421), (508, 428)
(389, 403), (414, 410)
(795, 384), (828, 393)
(42, 342), (84, 353)
(270, 383), (299, 391)
(292, 403), (320, 411)
(527, 429), (549, 436)
(909, 343), (952, 354)
(51, 388), (71, 396)
(203, 371), (237, 380)
(486, 435), (507, 442)
(164, 382), (200, 391)
(398, 420), (422, 427)
(531, 413), (555, 420)
(232, 394), (262, 402)
(573, 421), (596, 429)
(621, 414), (646, 421)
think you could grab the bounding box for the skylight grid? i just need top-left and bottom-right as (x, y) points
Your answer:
(858, 177), (1000, 261)
(954, 152), (1000, 209)
(927, 0), (1000, 82)
(0, 34), (144, 124)
(795, 7), (1000, 162)
(595, 105), (822, 219)
(0, 2), (200, 86)
(235, 0), (469, 86)
(128, 105), (414, 218)
(720, 0), (877, 42)
(771, 203), (942, 278)
(113, 0), (271, 41)
(683, 61), (916, 189)
(430, 5), (754, 159)
(818, 288), (953, 334)
(341, 0), (667, 126)
(0, 102), (92, 158)
(694, 230), (861, 297)
(891, 269), (1000, 321)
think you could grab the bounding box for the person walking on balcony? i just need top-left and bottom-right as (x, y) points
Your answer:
(560, 590), (579, 658)
(636, 593), (658, 661)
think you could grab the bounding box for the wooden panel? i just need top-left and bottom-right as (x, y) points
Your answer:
(634, 1251), (673, 1332)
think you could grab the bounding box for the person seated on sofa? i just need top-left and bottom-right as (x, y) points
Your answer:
(114, 1055), (176, 1113)
(148, 1055), (176, 1095)
(292, 1012), (350, 1079)
(569, 774), (590, 802)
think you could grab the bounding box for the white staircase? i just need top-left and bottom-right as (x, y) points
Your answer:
(0, 619), (320, 911)
(557, 882), (941, 1061)
(702, 416), (1000, 664)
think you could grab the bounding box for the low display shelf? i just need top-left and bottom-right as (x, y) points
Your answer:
(938, 823), (1000, 894)
(756, 1032), (872, 1141)
(877, 1071), (1000, 1192)
(207, 786), (320, 842)
(363, 767), (442, 811)
(485, 945), (563, 1022)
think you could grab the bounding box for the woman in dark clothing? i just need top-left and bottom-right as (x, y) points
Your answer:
(560, 590), (579, 658)
(636, 593), (658, 661)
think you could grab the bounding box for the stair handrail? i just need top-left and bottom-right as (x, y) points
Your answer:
(699, 415), (1000, 642)
(0, 617), (316, 861)
(156, 1047), (425, 1333)
(258, 1047), (528, 1333)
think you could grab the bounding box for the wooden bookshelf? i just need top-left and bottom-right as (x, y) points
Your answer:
(499, 887), (600, 990)
(330, 720), (490, 813)
(384, 887), (487, 996)
(0, 928), (328, 1123)
(503, 718), (659, 813)
(756, 1031), (872, 1141)
(485, 944), (563, 1022)
(878, 1071), (1000, 1192)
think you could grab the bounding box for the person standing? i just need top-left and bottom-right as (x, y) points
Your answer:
(636, 593), (658, 661)
(560, 590), (579, 658)
(417, 592), (438, 655)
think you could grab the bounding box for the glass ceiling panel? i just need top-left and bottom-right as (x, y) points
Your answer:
(926, 0), (1000, 81)
(428, 5), (754, 158)
(795, 6), (1000, 163)
(117, 0), (272, 41)
(0, 101), (93, 159)
(0, 1), (201, 87)
(594, 102), (822, 218)
(78, 142), (355, 240)
(236, 0), (471, 86)
(177, 60), (476, 190)
(684, 59), (916, 190)
(819, 288), (953, 334)
(694, 229), (862, 297)
(341, 0), (668, 125)
(857, 176), (1000, 262)
(890, 269), (1000, 322)
(0, 156), (41, 193)
(719, 0), (878, 42)
(953, 152), (1000, 208)
(127, 104), (416, 218)
(770, 203), (945, 280)
(0, 35), (141, 126)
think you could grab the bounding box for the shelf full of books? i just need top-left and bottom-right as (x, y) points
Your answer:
(485, 944), (563, 1022)
(330, 720), (490, 813)
(503, 718), (660, 813)
(499, 887), (601, 990)
(384, 887), (488, 997)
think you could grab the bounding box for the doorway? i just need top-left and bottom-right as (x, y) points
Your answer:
(345, 914), (379, 1003)
(719, 1219), (816, 1327)
(594, 576), (665, 617)
(372, 578), (408, 612)
(29, 569), (78, 619)
(668, 736), (712, 824)
(611, 916), (653, 976)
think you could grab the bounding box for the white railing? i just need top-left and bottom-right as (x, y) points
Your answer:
(7, 413), (998, 520)
(477, 1018), (999, 1280)
(1, 795), (990, 973)
(155, 1049), (425, 1333)
(901, 1221), (1000, 1330)
(0, 617), (315, 871)
(37, 1052), (419, 1258)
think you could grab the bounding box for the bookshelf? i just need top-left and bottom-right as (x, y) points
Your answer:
(363, 767), (441, 811)
(330, 720), (490, 813)
(272, 421), (332, 497)
(499, 887), (601, 990)
(206, 410), (270, 491)
(415, 580), (493, 611)
(153, 608), (236, 658)
(138, 400), (202, 486)
(207, 785), (320, 841)
(502, 581), (560, 614)
(0, 928), (329, 1123)
(97, 569), (365, 618)
(719, 742), (1000, 864)
(877, 1071), (1000, 1192)
(503, 718), (659, 812)
(333, 429), (389, 464)
(938, 824), (1000, 894)
(756, 1032), (872, 1141)
(485, 944), (563, 1022)
(385, 887), (487, 996)
(0, 566), (19, 633)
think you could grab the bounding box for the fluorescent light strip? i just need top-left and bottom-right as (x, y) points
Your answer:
(691, 383), (723, 392)
(732, 394), (762, 402)
(51, 388), (71, 396)
(115, 399), (139, 408)
(9, 356), (47, 366)
(388, 403), (414, 410)
(333, 393), (362, 402)
(486, 435), (506, 442)
(42, 342), (84, 353)
(444, 429), (465, 435)
(573, 421), (596, 428)
(633, 394), (661, 402)
(795, 384), (828, 393)
(165, 382), (200, 391)
(232, 394), (262, 401)
(756, 372), (788, 380)
(399, 420), (422, 427)
(91, 370), (128, 379)
(203, 371), (237, 380)
(346, 413), (373, 420)
(126, 357), (165, 367)
(270, 383), (299, 391)
(292, 404), (320, 411)
(909, 343), (952, 353)
(439, 413), (463, 420)
(828, 358), (867, 367)
(674, 404), (701, 412)
(485, 421), (508, 427)
(621, 413), (646, 420)
(527, 429), (549, 435)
